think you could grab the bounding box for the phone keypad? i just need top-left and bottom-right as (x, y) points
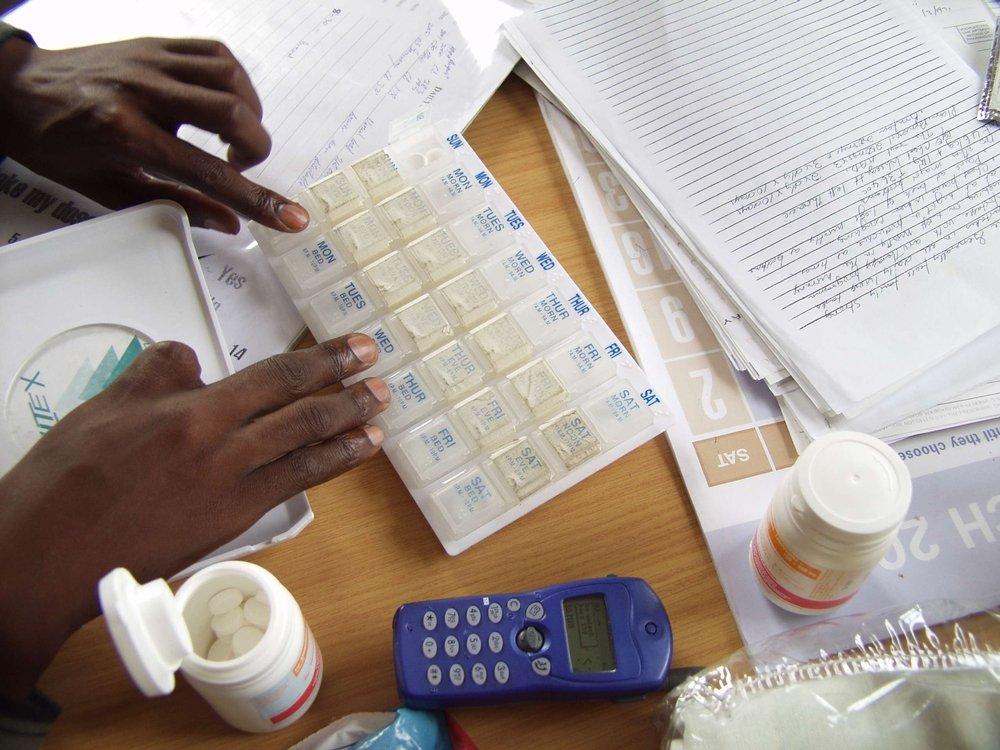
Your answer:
(466, 605), (481, 626)
(471, 663), (488, 685)
(416, 597), (546, 688)
(422, 637), (437, 658)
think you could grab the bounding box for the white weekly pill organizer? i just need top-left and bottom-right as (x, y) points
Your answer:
(249, 126), (670, 554)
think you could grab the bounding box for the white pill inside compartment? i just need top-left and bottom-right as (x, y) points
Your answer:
(470, 314), (533, 373)
(395, 295), (455, 353)
(456, 388), (517, 449)
(303, 167), (369, 225)
(423, 339), (489, 398)
(375, 364), (440, 431)
(377, 188), (438, 243)
(582, 381), (655, 445)
(363, 251), (424, 308)
(440, 270), (498, 327)
(431, 466), (511, 537)
(540, 409), (603, 470)
(508, 359), (570, 418)
(488, 437), (554, 500)
(351, 149), (407, 202)
(398, 414), (474, 483)
(404, 228), (471, 284)
(330, 210), (401, 267)
(306, 276), (377, 336)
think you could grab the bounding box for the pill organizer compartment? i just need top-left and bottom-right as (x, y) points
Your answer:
(302, 275), (380, 340)
(298, 167), (370, 227)
(248, 126), (669, 554)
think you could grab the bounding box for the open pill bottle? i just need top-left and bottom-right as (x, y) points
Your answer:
(750, 431), (912, 615)
(99, 561), (322, 732)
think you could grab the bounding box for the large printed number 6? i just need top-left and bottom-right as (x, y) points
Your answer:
(661, 295), (694, 343)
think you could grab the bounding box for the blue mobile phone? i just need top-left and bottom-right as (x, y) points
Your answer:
(393, 577), (671, 708)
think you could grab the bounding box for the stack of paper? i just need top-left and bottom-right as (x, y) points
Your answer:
(506, 0), (1000, 443)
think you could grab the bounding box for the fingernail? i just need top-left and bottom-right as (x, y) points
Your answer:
(277, 202), (310, 231)
(363, 424), (384, 446)
(347, 334), (377, 364)
(204, 216), (238, 234)
(365, 378), (390, 404)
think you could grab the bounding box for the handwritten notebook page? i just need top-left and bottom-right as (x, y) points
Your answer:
(508, 0), (1000, 420)
(5, 0), (518, 367)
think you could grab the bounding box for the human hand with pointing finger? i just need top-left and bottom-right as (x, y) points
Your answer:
(0, 34), (307, 233)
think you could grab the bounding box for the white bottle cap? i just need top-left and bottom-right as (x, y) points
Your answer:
(98, 568), (193, 697)
(794, 431), (912, 541)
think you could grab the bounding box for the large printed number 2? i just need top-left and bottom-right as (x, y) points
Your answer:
(689, 368), (727, 421)
(661, 295), (694, 343)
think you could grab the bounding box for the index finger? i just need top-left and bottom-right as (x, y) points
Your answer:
(211, 335), (379, 419)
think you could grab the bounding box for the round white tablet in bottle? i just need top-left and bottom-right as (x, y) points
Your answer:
(750, 431), (912, 615)
(99, 561), (322, 732)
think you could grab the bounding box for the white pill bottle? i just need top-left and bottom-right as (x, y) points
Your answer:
(98, 560), (322, 732)
(750, 431), (912, 615)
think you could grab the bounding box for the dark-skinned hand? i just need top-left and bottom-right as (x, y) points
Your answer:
(0, 335), (389, 702)
(0, 35), (308, 233)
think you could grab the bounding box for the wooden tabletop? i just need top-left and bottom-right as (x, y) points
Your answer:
(39, 75), (742, 750)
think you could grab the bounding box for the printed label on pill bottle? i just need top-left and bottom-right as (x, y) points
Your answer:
(251, 625), (323, 725)
(750, 511), (867, 610)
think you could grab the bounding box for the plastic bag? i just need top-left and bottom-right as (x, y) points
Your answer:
(291, 707), (477, 750)
(659, 601), (1000, 749)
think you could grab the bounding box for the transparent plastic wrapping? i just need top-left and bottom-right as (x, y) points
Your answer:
(660, 601), (1000, 749)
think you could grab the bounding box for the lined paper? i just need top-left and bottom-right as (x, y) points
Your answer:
(509, 0), (1000, 416)
(6, 0), (518, 367)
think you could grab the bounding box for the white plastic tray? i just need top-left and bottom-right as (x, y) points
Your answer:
(0, 202), (312, 576)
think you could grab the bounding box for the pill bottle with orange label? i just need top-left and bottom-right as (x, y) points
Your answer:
(750, 431), (912, 615)
(99, 561), (322, 732)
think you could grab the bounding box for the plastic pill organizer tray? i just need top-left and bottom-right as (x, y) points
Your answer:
(250, 126), (670, 554)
